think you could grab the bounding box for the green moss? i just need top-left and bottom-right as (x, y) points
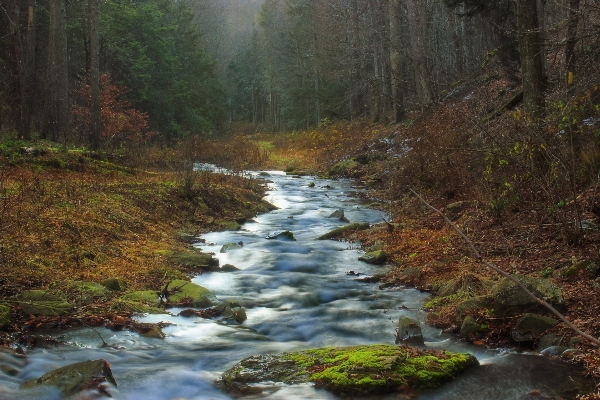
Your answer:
(317, 222), (371, 240)
(165, 279), (216, 307)
(121, 291), (161, 306)
(0, 305), (10, 329)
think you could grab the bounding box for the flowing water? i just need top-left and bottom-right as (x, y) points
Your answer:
(0, 171), (594, 400)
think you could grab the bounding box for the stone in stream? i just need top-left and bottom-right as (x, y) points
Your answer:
(317, 222), (370, 240)
(328, 209), (349, 223)
(20, 359), (117, 398)
(215, 344), (478, 396)
(266, 230), (296, 240)
(164, 279), (217, 308)
(220, 242), (243, 253)
(396, 316), (425, 345)
(358, 250), (387, 265)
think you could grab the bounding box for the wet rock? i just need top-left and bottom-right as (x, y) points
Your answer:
(17, 290), (73, 316)
(0, 305), (10, 329)
(221, 264), (240, 272)
(395, 316), (424, 345)
(218, 220), (241, 231)
(216, 344), (478, 396)
(139, 325), (166, 339)
(540, 345), (570, 357)
(177, 231), (198, 243)
(165, 279), (217, 308)
(101, 277), (128, 291)
(511, 313), (558, 343)
(537, 334), (563, 352)
(491, 275), (564, 316)
(317, 222), (370, 240)
(265, 230), (296, 240)
(308, 182), (315, 187)
(358, 250), (387, 265)
(171, 252), (219, 269)
(459, 316), (482, 338)
(562, 259), (599, 278)
(20, 359), (117, 397)
(220, 243), (243, 253)
(0, 347), (26, 377)
(328, 209), (349, 223)
(223, 307), (247, 324)
(455, 295), (493, 321)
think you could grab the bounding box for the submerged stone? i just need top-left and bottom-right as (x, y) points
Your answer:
(20, 359), (117, 397)
(215, 344), (478, 396)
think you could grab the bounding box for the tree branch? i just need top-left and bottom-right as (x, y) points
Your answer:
(409, 188), (600, 347)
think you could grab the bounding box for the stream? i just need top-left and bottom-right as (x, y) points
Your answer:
(0, 170), (595, 399)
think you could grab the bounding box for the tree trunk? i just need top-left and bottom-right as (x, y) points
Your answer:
(565, 0), (580, 88)
(43, 0), (69, 142)
(89, 0), (101, 150)
(517, 0), (544, 118)
(8, 0), (23, 129)
(445, 6), (463, 77)
(389, 0), (404, 123)
(407, 0), (432, 105)
(20, 0), (36, 140)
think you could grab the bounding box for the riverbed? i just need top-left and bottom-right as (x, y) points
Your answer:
(0, 171), (593, 399)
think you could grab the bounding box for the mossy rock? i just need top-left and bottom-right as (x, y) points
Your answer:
(395, 316), (424, 345)
(460, 316), (482, 338)
(110, 299), (165, 314)
(257, 200), (278, 213)
(221, 264), (240, 272)
(216, 344), (478, 396)
(20, 359), (116, 397)
(217, 220), (241, 231)
(562, 260), (599, 278)
(139, 325), (166, 339)
(358, 250), (387, 265)
(329, 159), (360, 176)
(445, 201), (473, 220)
(121, 291), (161, 307)
(455, 295), (493, 321)
(57, 281), (106, 305)
(101, 277), (128, 292)
(511, 313), (558, 343)
(17, 290), (73, 316)
(492, 275), (564, 316)
(165, 279), (217, 308)
(171, 252), (219, 269)
(317, 222), (371, 240)
(0, 305), (10, 329)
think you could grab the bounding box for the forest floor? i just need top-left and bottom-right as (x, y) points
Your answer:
(0, 140), (272, 345)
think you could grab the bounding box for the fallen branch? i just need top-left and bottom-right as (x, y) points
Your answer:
(409, 188), (600, 347)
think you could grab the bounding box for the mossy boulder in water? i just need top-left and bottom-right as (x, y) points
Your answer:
(20, 359), (116, 397)
(359, 250), (387, 265)
(165, 279), (217, 308)
(216, 344), (478, 396)
(317, 222), (370, 240)
(171, 252), (219, 269)
(266, 230), (296, 240)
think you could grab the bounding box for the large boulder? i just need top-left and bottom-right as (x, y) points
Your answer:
(317, 222), (370, 240)
(20, 359), (117, 397)
(165, 279), (217, 308)
(329, 159), (360, 177)
(460, 316), (482, 338)
(491, 275), (564, 316)
(328, 209), (349, 223)
(455, 295), (494, 321)
(101, 277), (128, 292)
(215, 345), (478, 396)
(395, 316), (424, 345)
(17, 290), (73, 316)
(511, 313), (558, 343)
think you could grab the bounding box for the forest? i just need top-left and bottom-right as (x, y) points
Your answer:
(3, 0), (600, 399)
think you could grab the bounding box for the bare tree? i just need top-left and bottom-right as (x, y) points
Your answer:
(389, 0), (404, 123)
(517, 0), (544, 117)
(89, 0), (100, 150)
(20, 0), (36, 140)
(407, 0), (433, 105)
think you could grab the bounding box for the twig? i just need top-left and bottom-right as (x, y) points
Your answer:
(409, 188), (600, 347)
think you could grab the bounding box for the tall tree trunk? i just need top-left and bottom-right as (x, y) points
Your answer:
(536, 0), (546, 74)
(389, 0), (404, 123)
(445, 6), (463, 77)
(8, 0), (23, 129)
(89, 0), (101, 150)
(407, 0), (432, 105)
(20, 0), (36, 140)
(565, 0), (580, 88)
(517, 0), (544, 118)
(43, 0), (69, 142)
